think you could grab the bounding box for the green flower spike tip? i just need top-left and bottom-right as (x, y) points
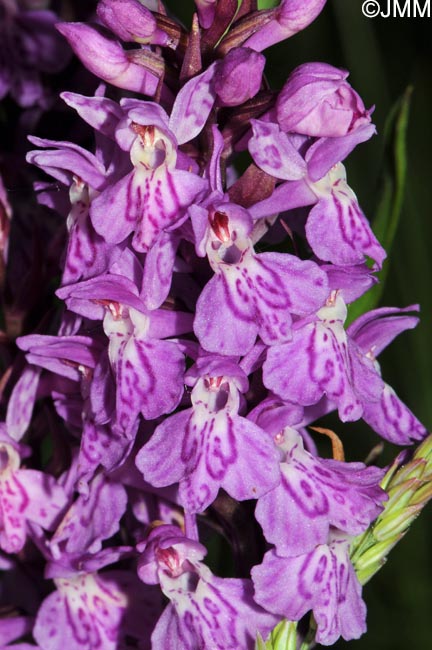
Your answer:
(351, 434), (432, 585)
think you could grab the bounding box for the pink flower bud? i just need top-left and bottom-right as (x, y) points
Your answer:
(194, 0), (217, 29)
(56, 22), (159, 95)
(244, 0), (327, 52)
(97, 0), (171, 46)
(277, 62), (371, 137)
(213, 47), (265, 106)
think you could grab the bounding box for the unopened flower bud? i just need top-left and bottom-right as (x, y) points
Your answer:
(97, 0), (171, 46)
(277, 62), (371, 137)
(195, 0), (217, 29)
(56, 22), (160, 95)
(213, 47), (265, 106)
(244, 0), (327, 52)
(278, 0), (327, 33)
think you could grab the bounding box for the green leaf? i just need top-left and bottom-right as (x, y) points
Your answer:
(346, 86), (413, 324)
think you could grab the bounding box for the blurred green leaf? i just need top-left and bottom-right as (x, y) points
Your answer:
(347, 86), (413, 324)
(258, 0), (279, 8)
(372, 86), (413, 253)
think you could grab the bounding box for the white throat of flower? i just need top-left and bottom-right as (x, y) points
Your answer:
(192, 375), (240, 417)
(130, 124), (176, 171)
(103, 304), (150, 363)
(206, 211), (252, 272)
(308, 162), (360, 206)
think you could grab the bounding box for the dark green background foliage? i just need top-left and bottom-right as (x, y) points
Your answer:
(166, 1), (432, 647)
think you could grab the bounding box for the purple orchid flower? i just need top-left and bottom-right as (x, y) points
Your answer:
(87, 98), (209, 252)
(303, 159), (386, 268)
(263, 291), (384, 421)
(136, 356), (281, 513)
(56, 273), (191, 433)
(138, 524), (278, 649)
(0, 427), (67, 554)
(252, 529), (367, 646)
(33, 570), (162, 650)
(139, 125), (226, 310)
(192, 202), (329, 355)
(26, 133), (124, 282)
(48, 472), (127, 558)
(249, 119), (386, 268)
(255, 426), (386, 556)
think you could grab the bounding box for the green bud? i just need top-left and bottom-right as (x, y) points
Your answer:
(373, 504), (422, 539)
(385, 479), (420, 512)
(255, 620), (298, 650)
(410, 480), (432, 505)
(351, 434), (432, 585)
(255, 632), (267, 650)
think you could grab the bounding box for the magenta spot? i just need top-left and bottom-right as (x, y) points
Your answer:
(333, 492), (345, 504)
(300, 480), (313, 498)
